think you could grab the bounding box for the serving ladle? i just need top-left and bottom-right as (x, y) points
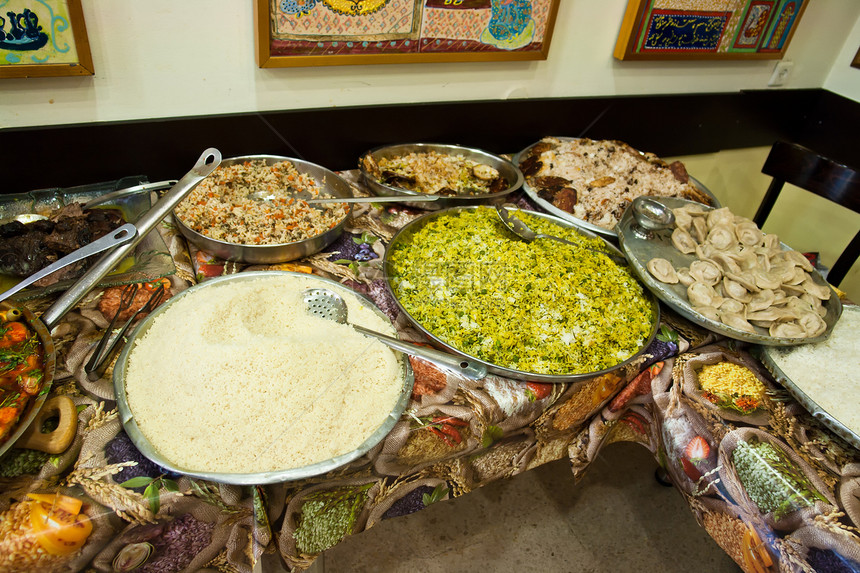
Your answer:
(495, 205), (628, 265)
(302, 288), (487, 380)
(248, 191), (439, 204)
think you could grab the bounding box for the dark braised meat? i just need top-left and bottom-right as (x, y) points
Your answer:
(667, 160), (690, 183)
(518, 154), (542, 177)
(0, 203), (124, 282)
(552, 188), (578, 212)
(530, 176), (571, 191)
(488, 177), (508, 194)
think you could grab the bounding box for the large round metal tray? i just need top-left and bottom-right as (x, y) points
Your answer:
(358, 143), (524, 209)
(617, 197), (842, 346)
(173, 155), (352, 264)
(755, 312), (860, 449)
(113, 271), (414, 485)
(0, 302), (56, 459)
(383, 206), (660, 383)
(512, 137), (720, 239)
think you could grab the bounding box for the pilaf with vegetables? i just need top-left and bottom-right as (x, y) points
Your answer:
(174, 159), (348, 246)
(387, 207), (654, 375)
(362, 151), (507, 196)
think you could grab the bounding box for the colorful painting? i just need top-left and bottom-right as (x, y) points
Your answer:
(614, 0), (808, 60)
(0, 0), (93, 77)
(255, 0), (560, 67)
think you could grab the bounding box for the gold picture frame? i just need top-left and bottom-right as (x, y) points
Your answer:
(0, 0), (93, 78)
(614, 0), (807, 61)
(255, 0), (559, 68)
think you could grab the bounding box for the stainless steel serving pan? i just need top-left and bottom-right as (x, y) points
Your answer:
(113, 271), (414, 485)
(0, 149), (221, 459)
(359, 143), (524, 209)
(512, 137), (720, 240)
(756, 327), (860, 449)
(616, 196), (841, 346)
(173, 155), (353, 264)
(383, 206), (660, 383)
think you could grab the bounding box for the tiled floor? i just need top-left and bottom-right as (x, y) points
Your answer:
(299, 442), (741, 572)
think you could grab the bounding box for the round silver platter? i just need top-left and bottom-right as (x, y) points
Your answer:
(512, 137), (720, 240)
(113, 271), (414, 485)
(173, 155), (353, 264)
(383, 205), (660, 384)
(756, 325), (860, 449)
(616, 196), (842, 346)
(358, 143), (524, 209)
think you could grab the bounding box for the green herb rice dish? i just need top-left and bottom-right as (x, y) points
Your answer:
(387, 206), (654, 376)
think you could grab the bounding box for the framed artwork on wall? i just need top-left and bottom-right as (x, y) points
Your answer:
(0, 0), (93, 78)
(614, 0), (808, 60)
(254, 0), (560, 68)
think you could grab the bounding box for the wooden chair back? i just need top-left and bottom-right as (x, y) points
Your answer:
(753, 141), (860, 286)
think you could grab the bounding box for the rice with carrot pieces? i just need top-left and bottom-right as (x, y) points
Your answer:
(174, 159), (348, 245)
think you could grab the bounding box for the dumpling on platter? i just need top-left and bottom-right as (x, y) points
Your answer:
(734, 221), (763, 246)
(677, 267), (695, 287)
(647, 258), (679, 284)
(720, 312), (756, 334)
(707, 225), (735, 250)
(688, 282), (722, 307)
(671, 228), (697, 254)
(706, 207), (734, 230)
(689, 260), (722, 286)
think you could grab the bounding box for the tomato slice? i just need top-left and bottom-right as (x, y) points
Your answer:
(27, 493), (84, 515)
(28, 501), (93, 556)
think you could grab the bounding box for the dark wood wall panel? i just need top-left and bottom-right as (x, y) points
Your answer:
(1, 89), (856, 194)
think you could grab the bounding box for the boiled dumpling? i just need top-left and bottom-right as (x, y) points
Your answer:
(647, 258), (679, 284)
(690, 260), (722, 286)
(706, 207), (734, 230)
(770, 321), (806, 338)
(671, 228), (697, 254)
(801, 276), (831, 300)
(690, 217), (708, 243)
(734, 221), (763, 246)
(707, 225), (735, 250)
(688, 282), (722, 307)
(677, 267), (695, 287)
(748, 289), (775, 312)
(722, 277), (751, 303)
(720, 312), (756, 334)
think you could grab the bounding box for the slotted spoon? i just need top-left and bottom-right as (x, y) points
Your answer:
(303, 288), (487, 380)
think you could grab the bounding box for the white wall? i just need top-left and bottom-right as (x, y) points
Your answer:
(824, 8), (860, 100)
(2, 0), (859, 129)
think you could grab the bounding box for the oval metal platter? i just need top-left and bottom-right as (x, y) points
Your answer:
(114, 271), (414, 485)
(512, 137), (720, 239)
(383, 205), (660, 383)
(616, 197), (842, 346)
(358, 143), (524, 209)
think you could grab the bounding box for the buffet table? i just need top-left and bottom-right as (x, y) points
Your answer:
(1, 177), (859, 573)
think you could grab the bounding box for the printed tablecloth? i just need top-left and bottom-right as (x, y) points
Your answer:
(1, 180), (858, 573)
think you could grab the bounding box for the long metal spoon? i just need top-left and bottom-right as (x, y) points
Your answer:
(303, 288), (487, 380)
(495, 205), (628, 265)
(305, 195), (440, 204)
(248, 192), (439, 204)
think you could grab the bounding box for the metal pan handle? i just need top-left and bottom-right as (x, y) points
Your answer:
(41, 148), (222, 329)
